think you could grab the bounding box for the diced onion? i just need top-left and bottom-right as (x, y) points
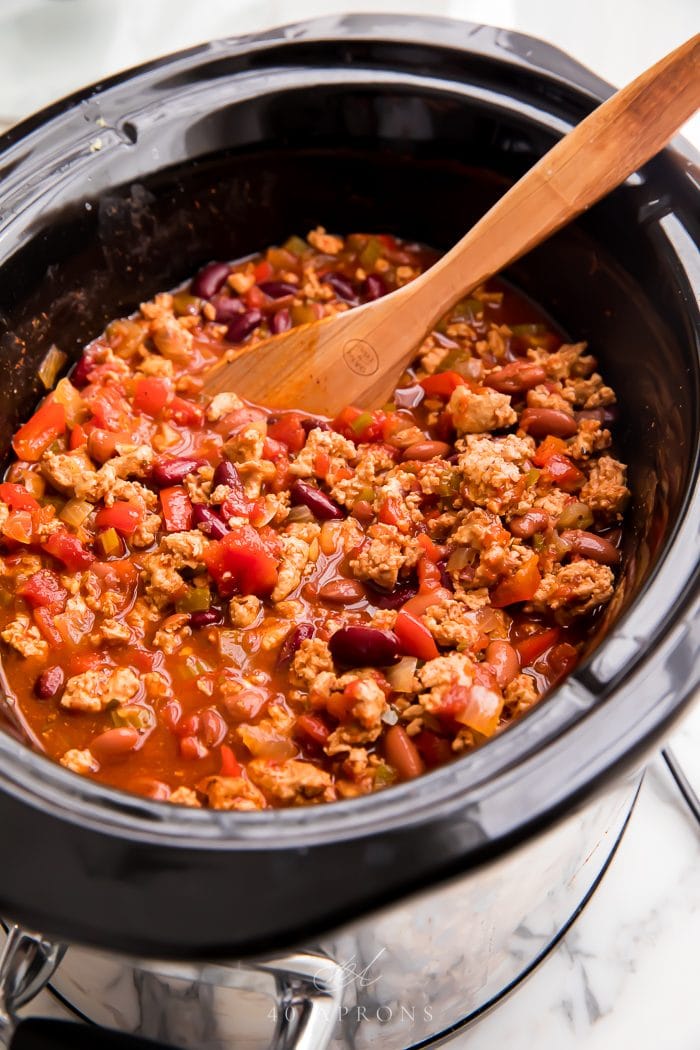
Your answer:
(386, 656), (418, 692)
(446, 547), (476, 574)
(37, 345), (67, 390)
(288, 504), (315, 523)
(52, 377), (85, 425)
(237, 724), (296, 760)
(59, 498), (93, 528)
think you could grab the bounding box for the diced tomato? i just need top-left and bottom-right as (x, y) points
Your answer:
(533, 435), (568, 467)
(267, 414), (307, 453)
(95, 500), (142, 536)
(490, 555), (541, 608)
(295, 714), (330, 747)
(0, 483), (40, 512)
(548, 641), (579, 681)
(395, 610), (440, 661)
(219, 743), (242, 777)
(414, 730), (453, 769)
(42, 529), (95, 571)
(203, 525), (279, 597)
(18, 569), (67, 611)
(67, 651), (105, 675)
(441, 681), (503, 736)
(133, 377), (172, 416)
(378, 495), (410, 531)
(128, 648), (162, 673)
(159, 486), (193, 532)
(541, 454), (584, 492)
(417, 553), (442, 589)
(69, 423), (88, 450)
(253, 259), (273, 283)
(12, 400), (66, 462)
(2, 510), (34, 544)
(332, 406), (386, 443)
(33, 607), (64, 647)
(515, 627), (561, 666)
(326, 688), (357, 723)
(168, 396), (205, 427)
(91, 558), (138, 595)
(419, 371), (465, 399)
(417, 532), (442, 562)
(84, 384), (131, 431)
(402, 586), (452, 618)
(244, 285), (265, 310)
(179, 736), (208, 761)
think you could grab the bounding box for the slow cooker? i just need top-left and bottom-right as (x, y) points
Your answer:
(0, 15), (697, 1050)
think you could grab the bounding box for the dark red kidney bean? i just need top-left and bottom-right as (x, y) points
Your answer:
(485, 640), (520, 689)
(384, 724), (424, 780)
(210, 294), (244, 323)
(258, 281), (298, 299)
(575, 406), (619, 425)
(322, 272), (357, 303)
(271, 308), (292, 334)
(151, 456), (201, 487)
(91, 727), (140, 762)
(560, 529), (620, 565)
(277, 623), (315, 670)
(191, 261), (230, 299)
(329, 626), (401, 667)
(365, 581), (418, 609)
(70, 354), (94, 388)
(190, 608), (225, 629)
(361, 274), (387, 301)
(519, 408), (578, 438)
(300, 417), (330, 435)
(485, 362), (547, 395)
(226, 309), (262, 344)
(317, 579), (367, 604)
(290, 480), (344, 521)
(393, 384), (425, 409)
(212, 458), (245, 495)
(509, 509), (550, 538)
(201, 709), (227, 748)
(401, 440), (451, 461)
(549, 642), (579, 680)
(191, 503), (229, 540)
(34, 666), (65, 699)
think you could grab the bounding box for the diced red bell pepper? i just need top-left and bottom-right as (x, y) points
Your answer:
(33, 607), (64, 647)
(253, 259), (273, 284)
(133, 376), (172, 416)
(12, 400), (66, 462)
(168, 396), (205, 427)
(417, 532), (442, 562)
(295, 714), (331, 747)
(515, 627), (561, 666)
(541, 454), (584, 492)
(2, 510), (34, 544)
(267, 414), (307, 453)
(490, 555), (541, 608)
(18, 569), (67, 611)
(395, 610), (440, 661)
(0, 483), (40, 512)
(417, 553), (442, 589)
(203, 525), (279, 597)
(84, 384), (131, 431)
(378, 495), (410, 530)
(219, 743), (242, 777)
(69, 423), (88, 450)
(42, 529), (95, 571)
(95, 500), (143, 536)
(159, 486), (193, 533)
(419, 371), (465, 399)
(533, 435), (568, 467)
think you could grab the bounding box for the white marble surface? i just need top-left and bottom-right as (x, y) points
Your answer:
(1, 1), (699, 1047)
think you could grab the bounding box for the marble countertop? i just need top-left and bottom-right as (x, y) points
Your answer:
(1, 2), (698, 1047)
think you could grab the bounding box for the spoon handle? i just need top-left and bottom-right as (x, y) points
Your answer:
(399, 33), (700, 330)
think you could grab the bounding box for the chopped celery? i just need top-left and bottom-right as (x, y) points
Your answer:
(96, 527), (122, 557)
(283, 234), (309, 257)
(38, 345), (67, 390)
(350, 411), (373, 435)
(359, 236), (382, 270)
(176, 586), (211, 613)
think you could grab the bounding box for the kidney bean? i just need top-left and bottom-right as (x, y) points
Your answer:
(226, 309), (262, 345)
(384, 724), (424, 780)
(201, 709), (227, 748)
(393, 384), (425, 410)
(277, 623), (315, 670)
(190, 261), (230, 299)
(402, 440), (451, 462)
(361, 274), (387, 301)
(322, 272), (357, 303)
(258, 281), (298, 299)
(329, 626), (401, 667)
(519, 408), (578, 438)
(212, 458), (245, 494)
(151, 456), (201, 487)
(509, 509), (550, 538)
(300, 417), (330, 435)
(210, 294), (244, 323)
(290, 480), (344, 521)
(130, 778), (170, 801)
(485, 640), (521, 689)
(560, 529), (620, 565)
(317, 579), (367, 604)
(485, 362), (547, 395)
(190, 608), (225, 629)
(34, 666), (64, 699)
(575, 406), (619, 425)
(91, 727), (140, 762)
(70, 354), (94, 388)
(271, 308), (292, 334)
(365, 581), (418, 609)
(191, 503), (229, 540)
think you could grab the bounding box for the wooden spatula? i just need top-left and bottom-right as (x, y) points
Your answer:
(202, 34), (699, 415)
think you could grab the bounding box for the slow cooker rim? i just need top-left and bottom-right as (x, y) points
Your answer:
(0, 14), (698, 854)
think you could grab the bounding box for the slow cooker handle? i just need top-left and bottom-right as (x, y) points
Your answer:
(0, 924), (345, 1050)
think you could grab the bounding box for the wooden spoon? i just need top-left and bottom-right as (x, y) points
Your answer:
(203, 34), (699, 414)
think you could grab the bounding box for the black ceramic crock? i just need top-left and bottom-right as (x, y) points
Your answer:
(0, 15), (697, 960)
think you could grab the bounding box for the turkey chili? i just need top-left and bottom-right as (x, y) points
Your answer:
(0, 229), (629, 809)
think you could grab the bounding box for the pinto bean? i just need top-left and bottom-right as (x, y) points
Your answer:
(317, 579), (367, 604)
(509, 509), (550, 538)
(485, 362), (547, 394)
(519, 408), (578, 438)
(560, 529), (620, 564)
(91, 727), (140, 762)
(401, 440), (452, 461)
(384, 724), (424, 780)
(485, 641), (520, 689)
(329, 626), (400, 667)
